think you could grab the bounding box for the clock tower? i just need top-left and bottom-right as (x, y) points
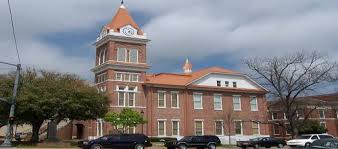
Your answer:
(91, 2), (150, 135)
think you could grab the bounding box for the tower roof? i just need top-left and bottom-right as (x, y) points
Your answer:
(183, 58), (192, 73)
(105, 3), (144, 35)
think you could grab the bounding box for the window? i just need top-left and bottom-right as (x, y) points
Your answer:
(129, 49), (138, 63)
(116, 73), (122, 81)
(117, 86), (137, 107)
(96, 119), (104, 136)
(126, 126), (135, 134)
(118, 89), (126, 107)
(273, 124), (280, 135)
(117, 48), (126, 62)
(215, 121), (223, 136)
(284, 113), (288, 120)
(98, 48), (107, 65)
(233, 82), (237, 88)
(252, 122), (260, 135)
(124, 74), (130, 81)
(319, 122), (327, 128)
(319, 110), (325, 119)
(285, 123), (291, 135)
(128, 92), (135, 107)
(311, 135), (319, 140)
(97, 86), (106, 93)
(234, 121), (242, 135)
(158, 91), (166, 108)
(96, 73), (107, 83)
(195, 121), (203, 136)
(131, 74), (138, 82)
(172, 121), (179, 136)
(250, 96), (258, 111)
(297, 110), (304, 119)
(233, 96), (241, 111)
(158, 120), (166, 136)
(216, 81), (221, 87)
(225, 81), (229, 87)
(193, 93), (203, 109)
(213, 94), (222, 110)
(272, 112), (278, 120)
(171, 92), (179, 108)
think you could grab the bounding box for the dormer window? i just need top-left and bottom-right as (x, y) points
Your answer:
(225, 81), (229, 87)
(216, 81), (221, 87)
(233, 82), (237, 88)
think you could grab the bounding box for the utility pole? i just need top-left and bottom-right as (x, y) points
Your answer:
(0, 62), (21, 147)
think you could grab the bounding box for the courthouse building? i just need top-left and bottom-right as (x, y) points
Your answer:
(58, 3), (270, 142)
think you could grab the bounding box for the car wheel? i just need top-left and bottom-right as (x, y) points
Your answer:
(254, 144), (260, 149)
(178, 144), (187, 149)
(134, 144), (145, 149)
(91, 144), (102, 149)
(305, 142), (311, 148)
(277, 143), (284, 148)
(208, 143), (216, 149)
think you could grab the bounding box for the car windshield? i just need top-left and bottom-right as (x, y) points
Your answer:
(179, 136), (192, 141)
(296, 135), (311, 139)
(250, 137), (263, 141)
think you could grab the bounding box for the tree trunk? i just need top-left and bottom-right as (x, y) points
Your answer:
(31, 121), (43, 143)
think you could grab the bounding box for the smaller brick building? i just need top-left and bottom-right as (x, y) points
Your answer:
(268, 93), (338, 138)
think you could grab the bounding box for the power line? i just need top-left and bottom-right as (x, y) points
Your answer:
(7, 0), (21, 65)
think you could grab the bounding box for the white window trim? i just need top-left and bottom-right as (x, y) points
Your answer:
(225, 81), (229, 87)
(115, 73), (123, 81)
(273, 124), (280, 135)
(214, 94), (222, 110)
(234, 120), (243, 136)
(116, 86), (137, 107)
(194, 120), (204, 136)
(129, 49), (139, 63)
(158, 91), (166, 108)
(193, 93), (203, 110)
(232, 82), (237, 88)
(117, 48), (127, 62)
(215, 120), (224, 136)
(171, 91), (179, 109)
(319, 121), (327, 128)
(127, 92), (136, 107)
(171, 120), (180, 136)
(272, 112), (278, 120)
(96, 119), (104, 137)
(296, 110), (304, 119)
(250, 96), (258, 111)
(285, 122), (291, 135)
(283, 113), (287, 120)
(233, 95), (241, 111)
(319, 110), (325, 119)
(117, 92), (125, 107)
(252, 121), (260, 135)
(157, 120), (166, 136)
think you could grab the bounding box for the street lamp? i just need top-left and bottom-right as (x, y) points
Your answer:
(0, 62), (21, 147)
(140, 110), (144, 134)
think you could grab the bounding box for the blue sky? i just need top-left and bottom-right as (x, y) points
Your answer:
(0, 1), (338, 94)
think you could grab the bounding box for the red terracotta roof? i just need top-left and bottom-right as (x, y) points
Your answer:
(106, 5), (143, 35)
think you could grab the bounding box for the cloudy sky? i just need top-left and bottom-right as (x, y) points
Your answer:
(1, 0), (338, 83)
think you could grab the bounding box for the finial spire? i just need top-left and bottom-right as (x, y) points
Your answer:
(121, 0), (124, 5)
(183, 58), (192, 73)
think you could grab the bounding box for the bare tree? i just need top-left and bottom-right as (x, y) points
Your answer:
(244, 51), (337, 137)
(223, 109), (235, 145)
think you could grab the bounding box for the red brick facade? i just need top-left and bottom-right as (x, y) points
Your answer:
(268, 94), (338, 139)
(58, 4), (271, 142)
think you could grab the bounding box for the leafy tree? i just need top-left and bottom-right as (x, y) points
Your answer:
(0, 69), (109, 142)
(245, 51), (337, 137)
(297, 120), (326, 135)
(105, 108), (146, 133)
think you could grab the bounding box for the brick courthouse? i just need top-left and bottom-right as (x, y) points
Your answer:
(58, 3), (271, 142)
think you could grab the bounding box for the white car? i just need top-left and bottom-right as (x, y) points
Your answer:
(286, 134), (334, 147)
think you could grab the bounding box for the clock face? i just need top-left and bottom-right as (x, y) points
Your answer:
(122, 27), (135, 36)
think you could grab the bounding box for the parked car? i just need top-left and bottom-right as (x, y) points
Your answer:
(236, 137), (286, 149)
(80, 134), (152, 149)
(310, 138), (338, 149)
(286, 134), (334, 147)
(164, 135), (221, 149)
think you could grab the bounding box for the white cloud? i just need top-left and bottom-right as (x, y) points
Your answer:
(0, 0), (337, 78)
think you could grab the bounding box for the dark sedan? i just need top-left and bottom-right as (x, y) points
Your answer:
(80, 134), (152, 149)
(310, 138), (338, 149)
(236, 137), (286, 149)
